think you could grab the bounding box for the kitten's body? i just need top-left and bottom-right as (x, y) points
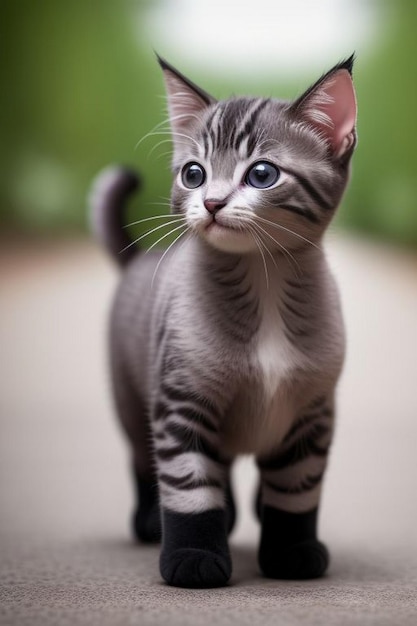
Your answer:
(92, 56), (356, 588)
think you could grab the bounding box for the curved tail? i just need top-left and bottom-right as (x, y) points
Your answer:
(89, 166), (140, 267)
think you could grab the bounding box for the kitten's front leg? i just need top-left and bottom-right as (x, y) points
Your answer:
(152, 379), (232, 588)
(256, 396), (334, 579)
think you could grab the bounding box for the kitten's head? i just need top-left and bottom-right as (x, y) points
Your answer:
(159, 55), (357, 254)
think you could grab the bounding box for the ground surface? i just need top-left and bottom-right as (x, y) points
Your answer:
(1, 234), (416, 625)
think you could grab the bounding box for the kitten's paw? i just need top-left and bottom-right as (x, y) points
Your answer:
(132, 504), (161, 543)
(160, 508), (231, 587)
(160, 548), (232, 588)
(259, 539), (329, 580)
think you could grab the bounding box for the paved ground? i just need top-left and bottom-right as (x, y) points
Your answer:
(1, 233), (416, 625)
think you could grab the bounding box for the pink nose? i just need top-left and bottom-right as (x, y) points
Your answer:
(204, 199), (227, 214)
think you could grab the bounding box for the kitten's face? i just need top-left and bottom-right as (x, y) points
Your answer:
(161, 57), (357, 255)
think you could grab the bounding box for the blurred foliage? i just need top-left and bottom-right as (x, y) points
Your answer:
(1, 0), (416, 246)
(0, 0), (170, 235)
(339, 0), (417, 246)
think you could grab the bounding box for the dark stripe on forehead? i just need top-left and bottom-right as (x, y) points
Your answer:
(202, 106), (220, 158)
(233, 99), (270, 152)
(221, 100), (247, 148)
(205, 102), (226, 153)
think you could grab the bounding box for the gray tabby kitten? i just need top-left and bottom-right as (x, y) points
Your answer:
(91, 55), (357, 588)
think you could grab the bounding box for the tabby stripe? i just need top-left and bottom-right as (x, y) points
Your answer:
(213, 104), (225, 150)
(159, 422), (220, 461)
(264, 471), (324, 495)
(154, 398), (217, 425)
(222, 289), (253, 308)
(233, 296), (259, 319)
(283, 412), (331, 444)
(223, 101), (245, 148)
(205, 105), (223, 155)
(234, 100), (269, 151)
(285, 278), (314, 290)
(202, 132), (210, 159)
(178, 406), (218, 432)
(308, 396), (327, 411)
(246, 131), (258, 157)
(159, 383), (221, 419)
(222, 282), (251, 301)
(278, 204), (320, 224)
(282, 289), (310, 306)
(289, 171), (333, 211)
(284, 326), (310, 340)
(214, 273), (246, 288)
(258, 428), (330, 471)
(281, 299), (310, 320)
(158, 472), (222, 490)
(233, 100), (260, 146)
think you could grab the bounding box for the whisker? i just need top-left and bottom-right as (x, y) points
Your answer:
(123, 214), (181, 228)
(246, 224), (269, 290)
(255, 215), (320, 250)
(151, 229), (191, 289)
(119, 219), (186, 255)
(127, 218), (187, 247)
(134, 112), (200, 151)
(147, 138), (175, 159)
(247, 222), (278, 270)
(135, 129), (172, 152)
(250, 221), (301, 278)
(145, 222), (188, 254)
(154, 150), (173, 162)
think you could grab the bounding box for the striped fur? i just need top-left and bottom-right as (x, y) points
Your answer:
(93, 56), (357, 586)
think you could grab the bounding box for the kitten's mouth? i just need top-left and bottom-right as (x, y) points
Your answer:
(205, 217), (241, 233)
(200, 216), (255, 253)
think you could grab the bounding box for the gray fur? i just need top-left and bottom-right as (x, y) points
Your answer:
(91, 58), (356, 517)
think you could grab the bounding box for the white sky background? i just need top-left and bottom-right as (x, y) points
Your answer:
(143, 0), (381, 79)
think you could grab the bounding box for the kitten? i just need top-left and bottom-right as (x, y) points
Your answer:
(90, 55), (357, 588)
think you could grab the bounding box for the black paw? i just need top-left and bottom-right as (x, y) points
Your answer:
(160, 548), (231, 588)
(160, 508), (231, 588)
(259, 539), (329, 580)
(258, 505), (329, 579)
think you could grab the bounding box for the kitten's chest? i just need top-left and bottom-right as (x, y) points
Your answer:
(221, 293), (306, 457)
(252, 291), (302, 400)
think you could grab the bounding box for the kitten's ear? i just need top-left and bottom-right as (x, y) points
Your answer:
(290, 55), (357, 159)
(157, 55), (216, 135)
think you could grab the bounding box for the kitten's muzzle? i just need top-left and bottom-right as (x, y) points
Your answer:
(204, 199), (227, 215)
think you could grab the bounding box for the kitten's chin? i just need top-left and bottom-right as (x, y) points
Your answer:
(199, 222), (257, 254)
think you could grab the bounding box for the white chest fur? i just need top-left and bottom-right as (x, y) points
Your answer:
(254, 293), (301, 402)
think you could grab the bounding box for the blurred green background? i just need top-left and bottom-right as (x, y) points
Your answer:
(1, 0), (416, 246)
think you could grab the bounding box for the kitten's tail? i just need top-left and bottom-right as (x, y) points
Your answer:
(89, 166), (140, 267)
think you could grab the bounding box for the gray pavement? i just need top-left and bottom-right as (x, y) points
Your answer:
(1, 234), (416, 625)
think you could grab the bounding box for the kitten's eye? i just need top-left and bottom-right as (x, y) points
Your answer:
(181, 162), (206, 189)
(245, 162), (280, 189)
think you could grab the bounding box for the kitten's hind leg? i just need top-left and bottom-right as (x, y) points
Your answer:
(112, 365), (161, 543)
(256, 397), (334, 579)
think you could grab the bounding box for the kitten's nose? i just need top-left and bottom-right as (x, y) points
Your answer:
(204, 199), (227, 215)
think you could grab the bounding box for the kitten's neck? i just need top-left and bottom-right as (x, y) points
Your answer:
(194, 237), (324, 292)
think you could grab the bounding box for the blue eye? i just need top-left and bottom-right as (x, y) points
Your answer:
(245, 162), (280, 189)
(181, 162), (206, 189)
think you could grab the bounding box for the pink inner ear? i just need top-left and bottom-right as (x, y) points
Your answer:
(319, 69), (357, 154)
